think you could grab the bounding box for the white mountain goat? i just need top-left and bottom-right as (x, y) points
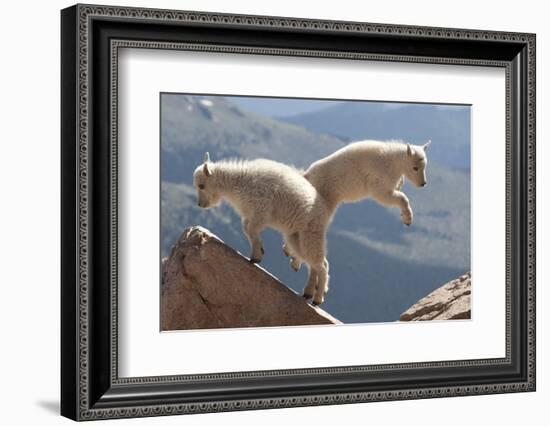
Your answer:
(304, 140), (431, 226)
(193, 153), (333, 305)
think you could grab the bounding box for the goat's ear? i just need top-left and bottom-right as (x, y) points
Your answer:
(407, 143), (413, 157)
(203, 162), (212, 177)
(423, 140), (432, 152)
(202, 152), (212, 176)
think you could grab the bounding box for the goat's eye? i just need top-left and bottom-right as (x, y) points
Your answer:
(198, 184), (205, 190)
(413, 166), (419, 172)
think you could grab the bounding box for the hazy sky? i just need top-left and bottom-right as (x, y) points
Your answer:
(228, 97), (343, 117)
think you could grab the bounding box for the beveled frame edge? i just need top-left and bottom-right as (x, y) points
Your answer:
(61, 3), (536, 421)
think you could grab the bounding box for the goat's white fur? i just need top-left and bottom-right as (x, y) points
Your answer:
(304, 140), (431, 226)
(193, 154), (334, 305)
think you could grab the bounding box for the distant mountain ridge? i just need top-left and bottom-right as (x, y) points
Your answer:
(161, 95), (346, 184)
(282, 102), (471, 170)
(161, 94), (470, 323)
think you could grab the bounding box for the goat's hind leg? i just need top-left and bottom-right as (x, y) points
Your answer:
(299, 230), (329, 304)
(322, 258), (330, 295)
(282, 243), (291, 257)
(312, 260), (329, 306)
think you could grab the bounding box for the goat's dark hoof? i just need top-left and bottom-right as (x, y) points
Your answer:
(303, 293), (313, 300)
(250, 258), (261, 264)
(312, 301), (321, 306)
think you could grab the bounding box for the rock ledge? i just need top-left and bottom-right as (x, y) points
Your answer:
(400, 272), (471, 321)
(161, 226), (340, 331)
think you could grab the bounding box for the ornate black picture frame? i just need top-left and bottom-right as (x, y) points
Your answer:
(61, 3), (536, 421)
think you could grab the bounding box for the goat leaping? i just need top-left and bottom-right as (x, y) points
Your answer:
(304, 139), (432, 226)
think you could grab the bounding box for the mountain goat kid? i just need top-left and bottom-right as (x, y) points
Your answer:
(193, 153), (333, 305)
(304, 140), (431, 226)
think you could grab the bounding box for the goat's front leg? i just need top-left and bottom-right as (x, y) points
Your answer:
(395, 175), (405, 191)
(376, 190), (413, 226)
(283, 233), (302, 272)
(242, 218), (264, 263)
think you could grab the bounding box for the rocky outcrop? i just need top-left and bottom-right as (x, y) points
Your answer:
(399, 272), (471, 321)
(161, 226), (340, 331)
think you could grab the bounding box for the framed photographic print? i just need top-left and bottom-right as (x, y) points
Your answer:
(61, 3), (536, 421)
